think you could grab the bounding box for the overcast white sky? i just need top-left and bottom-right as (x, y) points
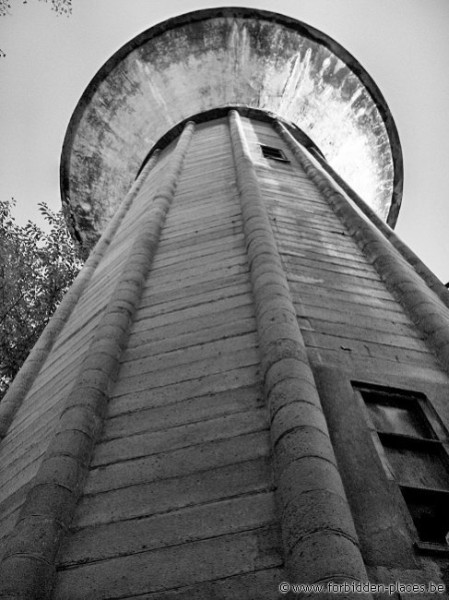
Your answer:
(1, 0), (448, 281)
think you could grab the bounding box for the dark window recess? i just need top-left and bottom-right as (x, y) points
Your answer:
(260, 145), (289, 162)
(356, 384), (449, 549)
(401, 487), (449, 545)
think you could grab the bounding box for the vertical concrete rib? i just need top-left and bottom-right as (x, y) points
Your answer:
(0, 124), (194, 599)
(0, 150), (160, 441)
(278, 121), (449, 309)
(302, 140), (449, 308)
(276, 120), (449, 377)
(228, 110), (370, 593)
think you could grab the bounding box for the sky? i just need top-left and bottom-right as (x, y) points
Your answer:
(1, 0), (449, 282)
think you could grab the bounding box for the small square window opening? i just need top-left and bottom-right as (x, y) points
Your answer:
(260, 145), (290, 162)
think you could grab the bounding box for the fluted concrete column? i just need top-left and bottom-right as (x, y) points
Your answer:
(299, 141), (449, 309)
(0, 150), (160, 441)
(228, 109), (371, 596)
(0, 123), (194, 599)
(276, 120), (449, 378)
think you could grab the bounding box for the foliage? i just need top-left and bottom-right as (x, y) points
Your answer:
(0, 0), (72, 56)
(0, 198), (82, 399)
(0, 0), (72, 17)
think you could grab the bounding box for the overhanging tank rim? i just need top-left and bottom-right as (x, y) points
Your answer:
(60, 6), (403, 231)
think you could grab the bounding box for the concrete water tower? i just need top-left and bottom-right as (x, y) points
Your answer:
(2, 8), (449, 599)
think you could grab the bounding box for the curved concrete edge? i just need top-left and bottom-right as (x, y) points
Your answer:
(277, 120), (449, 378)
(228, 109), (371, 592)
(0, 124), (194, 599)
(0, 151), (160, 443)
(60, 6), (403, 250)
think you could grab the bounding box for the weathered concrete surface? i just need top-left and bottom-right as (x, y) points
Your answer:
(0, 124), (195, 599)
(61, 8), (402, 252)
(278, 120), (449, 384)
(3, 110), (449, 597)
(52, 118), (285, 599)
(238, 115), (449, 594)
(229, 110), (371, 595)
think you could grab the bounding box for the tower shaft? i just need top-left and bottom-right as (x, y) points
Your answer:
(2, 111), (449, 598)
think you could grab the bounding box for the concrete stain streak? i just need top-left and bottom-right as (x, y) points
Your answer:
(61, 10), (400, 252)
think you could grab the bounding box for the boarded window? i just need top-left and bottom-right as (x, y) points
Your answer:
(356, 384), (449, 548)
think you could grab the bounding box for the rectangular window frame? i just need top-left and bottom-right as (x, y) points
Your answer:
(354, 382), (449, 554)
(259, 144), (290, 163)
